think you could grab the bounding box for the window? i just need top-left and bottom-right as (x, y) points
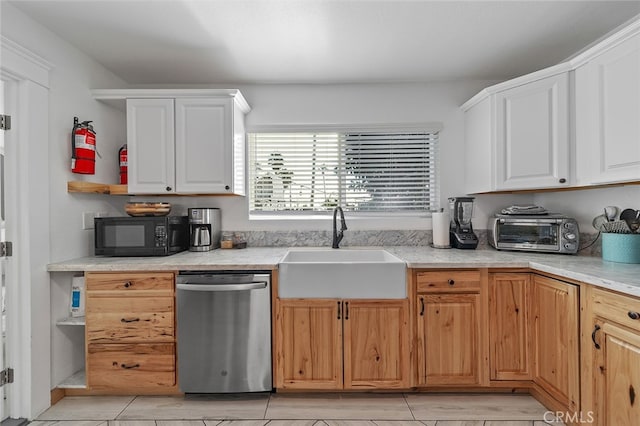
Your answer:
(247, 127), (439, 215)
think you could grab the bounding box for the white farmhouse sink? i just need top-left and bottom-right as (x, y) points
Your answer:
(279, 248), (406, 299)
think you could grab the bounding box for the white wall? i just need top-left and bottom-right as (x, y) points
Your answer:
(130, 82), (534, 231)
(535, 185), (640, 234)
(1, 2), (127, 416)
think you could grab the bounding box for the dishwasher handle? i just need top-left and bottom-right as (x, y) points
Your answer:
(176, 281), (268, 292)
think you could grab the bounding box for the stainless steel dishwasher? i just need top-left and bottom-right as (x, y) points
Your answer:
(176, 271), (272, 393)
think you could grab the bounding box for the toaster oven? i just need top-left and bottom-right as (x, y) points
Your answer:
(488, 214), (579, 254)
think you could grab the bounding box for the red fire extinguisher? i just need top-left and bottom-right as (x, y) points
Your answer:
(119, 144), (128, 184)
(71, 117), (97, 174)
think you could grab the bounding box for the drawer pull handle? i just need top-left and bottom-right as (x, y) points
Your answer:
(345, 301), (349, 320)
(628, 311), (640, 320)
(419, 297), (425, 316)
(121, 363), (140, 369)
(448, 279), (455, 286)
(121, 318), (140, 323)
(592, 324), (601, 350)
(337, 301), (341, 320)
(123, 281), (133, 288)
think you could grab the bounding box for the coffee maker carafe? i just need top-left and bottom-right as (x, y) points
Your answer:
(188, 208), (221, 251)
(448, 197), (479, 249)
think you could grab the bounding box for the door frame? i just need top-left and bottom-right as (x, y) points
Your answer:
(0, 35), (52, 419)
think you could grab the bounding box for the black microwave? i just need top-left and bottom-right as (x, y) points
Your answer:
(95, 216), (188, 256)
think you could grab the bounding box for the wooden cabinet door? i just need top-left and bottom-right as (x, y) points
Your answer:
(533, 275), (579, 411)
(343, 300), (409, 389)
(417, 293), (481, 385)
(593, 320), (640, 426)
(495, 73), (570, 190)
(126, 98), (176, 194)
(575, 32), (640, 185)
(175, 98), (233, 194)
(275, 299), (342, 389)
(489, 273), (532, 381)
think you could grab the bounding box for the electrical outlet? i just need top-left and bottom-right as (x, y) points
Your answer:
(82, 212), (97, 230)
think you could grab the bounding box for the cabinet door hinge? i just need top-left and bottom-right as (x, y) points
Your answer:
(0, 115), (11, 131)
(0, 368), (14, 387)
(0, 241), (12, 257)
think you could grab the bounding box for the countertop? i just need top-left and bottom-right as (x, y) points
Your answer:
(47, 246), (640, 298)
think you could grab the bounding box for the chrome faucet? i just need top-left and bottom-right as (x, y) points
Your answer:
(332, 206), (348, 249)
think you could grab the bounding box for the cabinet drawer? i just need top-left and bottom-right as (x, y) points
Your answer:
(87, 343), (175, 389)
(416, 271), (481, 293)
(86, 272), (174, 293)
(86, 297), (174, 342)
(592, 288), (640, 333)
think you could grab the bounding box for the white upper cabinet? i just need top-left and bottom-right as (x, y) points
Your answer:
(463, 16), (640, 193)
(575, 32), (640, 186)
(463, 70), (570, 193)
(174, 98), (237, 194)
(127, 99), (176, 193)
(495, 73), (569, 190)
(95, 89), (250, 195)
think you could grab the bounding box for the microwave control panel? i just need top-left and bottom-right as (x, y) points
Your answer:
(155, 225), (167, 247)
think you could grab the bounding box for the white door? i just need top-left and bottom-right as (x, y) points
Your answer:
(0, 77), (10, 421)
(575, 32), (640, 185)
(126, 98), (176, 194)
(495, 73), (570, 190)
(175, 98), (233, 193)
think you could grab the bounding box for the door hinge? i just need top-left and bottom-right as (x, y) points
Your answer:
(0, 368), (14, 386)
(0, 241), (12, 257)
(0, 115), (11, 130)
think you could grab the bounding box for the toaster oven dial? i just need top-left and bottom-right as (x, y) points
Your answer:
(563, 222), (576, 229)
(564, 242), (577, 251)
(564, 233), (577, 241)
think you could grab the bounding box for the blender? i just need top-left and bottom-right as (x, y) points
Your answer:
(448, 197), (479, 249)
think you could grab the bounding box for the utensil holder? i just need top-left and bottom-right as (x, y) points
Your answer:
(602, 233), (640, 264)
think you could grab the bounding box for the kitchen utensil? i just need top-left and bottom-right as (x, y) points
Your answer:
(620, 209), (640, 233)
(602, 220), (631, 233)
(604, 206), (619, 222)
(592, 214), (608, 232)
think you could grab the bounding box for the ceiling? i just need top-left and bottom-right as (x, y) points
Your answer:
(8, 0), (640, 85)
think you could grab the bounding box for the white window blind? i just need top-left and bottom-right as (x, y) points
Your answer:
(248, 130), (439, 214)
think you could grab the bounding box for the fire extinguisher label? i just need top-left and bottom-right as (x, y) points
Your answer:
(75, 134), (96, 151)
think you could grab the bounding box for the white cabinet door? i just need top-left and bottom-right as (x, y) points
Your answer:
(175, 98), (233, 193)
(495, 73), (569, 190)
(575, 33), (640, 185)
(126, 99), (176, 194)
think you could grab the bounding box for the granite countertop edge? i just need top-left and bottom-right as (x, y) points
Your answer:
(47, 246), (640, 298)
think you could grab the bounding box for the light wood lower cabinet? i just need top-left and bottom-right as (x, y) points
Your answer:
(532, 275), (579, 412)
(275, 299), (343, 389)
(585, 287), (640, 425)
(489, 273), (533, 381)
(415, 270), (486, 386)
(85, 272), (177, 392)
(275, 298), (409, 390)
(344, 300), (410, 389)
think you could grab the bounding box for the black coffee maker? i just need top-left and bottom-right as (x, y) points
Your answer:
(448, 197), (479, 249)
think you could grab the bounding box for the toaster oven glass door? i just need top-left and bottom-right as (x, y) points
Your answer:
(499, 222), (559, 247)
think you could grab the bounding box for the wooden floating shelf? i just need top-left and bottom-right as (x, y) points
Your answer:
(68, 181), (128, 195)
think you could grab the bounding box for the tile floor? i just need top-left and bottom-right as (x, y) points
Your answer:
(31, 393), (564, 426)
